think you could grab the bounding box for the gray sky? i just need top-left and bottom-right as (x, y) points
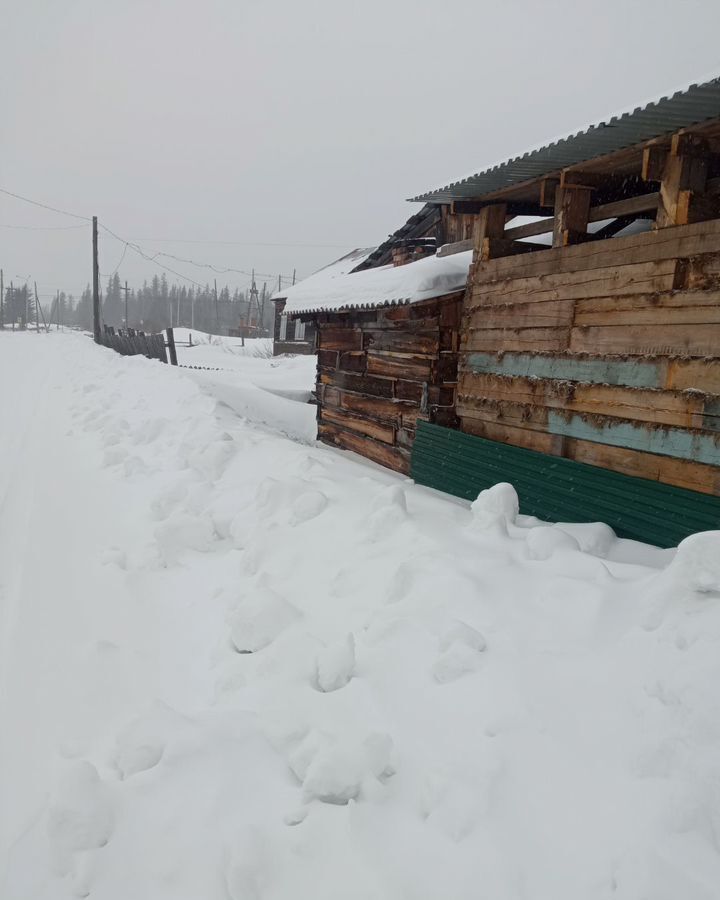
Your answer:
(2, 0), (720, 304)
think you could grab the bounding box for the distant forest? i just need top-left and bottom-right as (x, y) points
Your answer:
(1, 272), (276, 335)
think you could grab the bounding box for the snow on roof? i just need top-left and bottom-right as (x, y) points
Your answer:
(281, 249), (472, 316)
(271, 248), (375, 302)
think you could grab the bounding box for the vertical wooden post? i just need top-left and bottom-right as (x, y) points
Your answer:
(553, 186), (592, 247)
(166, 326), (178, 366)
(92, 216), (100, 343)
(652, 134), (709, 228)
(473, 204), (507, 261)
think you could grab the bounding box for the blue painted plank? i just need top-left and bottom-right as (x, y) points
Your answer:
(547, 411), (720, 466)
(464, 351), (664, 389)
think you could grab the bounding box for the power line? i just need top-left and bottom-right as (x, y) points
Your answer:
(0, 187), (91, 222)
(124, 237), (352, 249)
(0, 222), (88, 231)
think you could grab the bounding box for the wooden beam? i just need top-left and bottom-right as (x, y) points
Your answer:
(539, 178), (559, 208)
(473, 203), (506, 260)
(504, 193), (660, 243)
(656, 134), (710, 228)
(553, 185), (592, 247)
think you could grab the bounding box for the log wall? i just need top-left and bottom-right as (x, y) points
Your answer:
(315, 295), (463, 473)
(459, 218), (720, 495)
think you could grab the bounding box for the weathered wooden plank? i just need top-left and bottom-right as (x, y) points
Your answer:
(460, 416), (565, 455)
(367, 350), (434, 381)
(396, 380), (424, 403)
(569, 323), (720, 357)
(318, 422), (410, 474)
(474, 218), (720, 282)
(318, 327), (363, 351)
(337, 351), (366, 373)
(321, 407), (396, 444)
(363, 330), (439, 355)
(547, 410), (720, 466)
(320, 370), (394, 399)
(574, 295), (720, 326)
(462, 350), (666, 389)
(463, 326), (571, 353)
(465, 299), (576, 329)
(318, 349), (338, 369)
(457, 372), (708, 429)
(468, 259), (678, 308)
(339, 391), (418, 425)
(667, 358), (720, 393)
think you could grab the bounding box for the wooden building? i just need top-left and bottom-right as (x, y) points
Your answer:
(281, 246), (472, 473)
(405, 77), (720, 544)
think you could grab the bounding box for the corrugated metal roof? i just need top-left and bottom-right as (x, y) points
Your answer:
(411, 77), (720, 204)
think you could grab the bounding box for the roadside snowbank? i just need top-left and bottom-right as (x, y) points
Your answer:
(1, 330), (719, 900)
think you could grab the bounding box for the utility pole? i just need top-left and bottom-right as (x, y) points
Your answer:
(119, 280), (129, 330)
(34, 282), (39, 332)
(214, 278), (220, 334)
(92, 216), (100, 343)
(292, 268), (296, 285)
(10, 282), (14, 331)
(260, 282), (267, 336)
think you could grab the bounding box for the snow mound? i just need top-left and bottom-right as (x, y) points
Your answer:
(666, 530), (720, 593)
(316, 634), (356, 692)
(230, 585), (302, 653)
(47, 761), (114, 865)
(470, 482), (518, 530)
(526, 525), (581, 559)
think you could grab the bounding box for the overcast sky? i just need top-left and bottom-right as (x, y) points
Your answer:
(2, 0), (720, 305)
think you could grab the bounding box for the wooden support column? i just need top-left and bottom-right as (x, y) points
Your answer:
(473, 203), (507, 261)
(644, 133), (710, 228)
(553, 185), (592, 247)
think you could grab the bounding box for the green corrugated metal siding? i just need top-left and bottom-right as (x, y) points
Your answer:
(410, 422), (720, 548)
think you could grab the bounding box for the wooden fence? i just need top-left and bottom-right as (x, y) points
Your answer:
(99, 326), (178, 365)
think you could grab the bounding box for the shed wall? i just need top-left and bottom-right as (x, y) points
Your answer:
(315, 295), (463, 473)
(458, 218), (720, 494)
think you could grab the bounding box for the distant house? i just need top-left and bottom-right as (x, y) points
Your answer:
(271, 249), (374, 355)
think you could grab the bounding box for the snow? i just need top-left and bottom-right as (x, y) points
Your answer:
(281, 249), (472, 315)
(2, 329), (720, 899)
(271, 247), (376, 302)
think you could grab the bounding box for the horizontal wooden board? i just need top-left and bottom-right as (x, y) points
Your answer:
(337, 391), (419, 426)
(474, 218), (720, 282)
(318, 327), (363, 351)
(546, 410), (720, 466)
(467, 259), (678, 308)
(460, 415), (564, 455)
(569, 323), (720, 356)
(363, 329), (439, 355)
(320, 370), (394, 399)
(457, 372), (710, 429)
(463, 326), (570, 353)
(573, 291), (720, 326)
(667, 358), (720, 392)
(320, 407), (395, 444)
(337, 351), (366, 373)
(318, 422), (410, 474)
(366, 350), (434, 381)
(465, 299), (576, 329)
(462, 350), (666, 388)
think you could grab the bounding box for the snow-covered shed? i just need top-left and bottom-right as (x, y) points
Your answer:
(280, 248), (472, 473)
(271, 249), (374, 355)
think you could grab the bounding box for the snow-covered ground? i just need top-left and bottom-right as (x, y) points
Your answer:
(1, 329), (719, 900)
